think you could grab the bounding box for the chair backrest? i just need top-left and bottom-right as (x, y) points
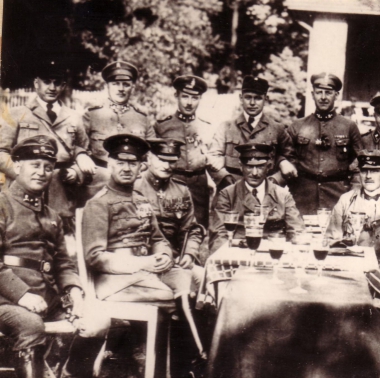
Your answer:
(75, 208), (97, 301)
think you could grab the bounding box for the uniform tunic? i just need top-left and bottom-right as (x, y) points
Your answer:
(0, 181), (81, 350)
(0, 97), (89, 219)
(81, 101), (156, 201)
(82, 179), (191, 302)
(209, 179), (304, 253)
(155, 112), (211, 227)
(134, 171), (203, 262)
(208, 113), (296, 185)
(361, 126), (380, 150)
(287, 112), (363, 215)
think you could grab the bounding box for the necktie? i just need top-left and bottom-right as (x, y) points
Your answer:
(248, 116), (255, 131)
(252, 188), (260, 204)
(364, 192), (380, 201)
(46, 103), (57, 123)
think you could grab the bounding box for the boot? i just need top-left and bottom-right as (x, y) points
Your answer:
(14, 345), (45, 378)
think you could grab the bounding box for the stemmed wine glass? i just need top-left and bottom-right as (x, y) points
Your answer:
(268, 233), (285, 284)
(311, 236), (329, 285)
(350, 211), (366, 246)
(244, 212), (263, 251)
(223, 211), (239, 248)
(317, 208), (331, 238)
(289, 233), (311, 294)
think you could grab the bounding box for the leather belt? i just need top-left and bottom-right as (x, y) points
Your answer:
(298, 170), (350, 183)
(91, 155), (108, 169)
(3, 255), (52, 273)
(226, 167), (242, 176)
(173, 168), (205, 177)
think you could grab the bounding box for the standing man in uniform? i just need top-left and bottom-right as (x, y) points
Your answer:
(287, 73), (363, 215)
(154, 75), (210, 227)
(82, 60), (156, 201)
(0, 60), (95, 234)
(208, 76), (297, 191)
(362, 92), (380, 150)
(0, 135), (103, 378)
(134, 138), (205, 286)
(209, 143), (304, 253)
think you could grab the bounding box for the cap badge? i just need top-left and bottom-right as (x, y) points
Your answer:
(168, 141), (175, 147)
(123, 146), (129, 151)
(189, 78), (195, 88)
(33, 149), (39, 154)
(124, 138), (129, 143)
(41, 146), (46, 152)
(116, 62), (121, 68)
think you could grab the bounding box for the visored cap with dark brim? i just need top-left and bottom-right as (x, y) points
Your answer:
(242, 76), (269, 94)
(104, 133), (150, 161)
(147, 138), (185, 162)
(311, 72), (342, 92)
(235, 142), (273, 165)
(358, 149), (380, 169)
(11, 135), (58, 162)
(102, 61), (139, 83)
(173, 75), (207, 95)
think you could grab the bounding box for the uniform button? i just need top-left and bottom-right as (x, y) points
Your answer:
(318, 183), (321, 186)
(320, 158), (324, 161)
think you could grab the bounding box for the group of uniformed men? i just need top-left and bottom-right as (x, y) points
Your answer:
(2, 57), (380, 377)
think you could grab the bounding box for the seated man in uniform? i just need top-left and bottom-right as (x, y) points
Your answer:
(210, 143), (304, 253)
(82, 134), (207, 376)
(0, 135), (103, 378)
(134, 138), (205, 288)
(326, 150), (380, 246)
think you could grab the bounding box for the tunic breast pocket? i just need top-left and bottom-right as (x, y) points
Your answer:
(296, 135), (310, 159)
(18, 123), (40, 139)
(225, 136), (240, 158)
(335, 138), (350, 161)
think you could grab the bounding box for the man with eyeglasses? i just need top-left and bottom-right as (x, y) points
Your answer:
(287, 73), (363, 215)
(209, 142), (304, 253)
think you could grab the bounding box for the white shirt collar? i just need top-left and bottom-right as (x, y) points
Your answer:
(37, 97), (61, 115)
(243, 111), (262, 130)
(245, 179), (266, 204)
(364, 187), (380, 197)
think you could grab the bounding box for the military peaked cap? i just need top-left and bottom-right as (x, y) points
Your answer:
(147, 138), (184, 162)
(242, 76), (269, 95)
(102, 61), (139, 82)
(11, 135), (58, 162)
(104, 134), (150, 161)
(173, 75), (207, 95)
(358, 150), (380, 169)
(311, 72), (342, 92)
(35, 59), (67, 80)
(235, 143), (273, 165)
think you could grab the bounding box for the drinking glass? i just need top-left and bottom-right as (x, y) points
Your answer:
(350, 211), (366, 246)
(289, 233), (311, 294)
(254, 205), (270, 223)
(268, 233), (286, 284)
(223, 211), (239, 248)
(310, 234), (329, 284)
(317, 208), (331, 237)
(244, 212), (263, 251)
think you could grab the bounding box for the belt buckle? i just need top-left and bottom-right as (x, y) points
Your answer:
(40, 260), (51, 273)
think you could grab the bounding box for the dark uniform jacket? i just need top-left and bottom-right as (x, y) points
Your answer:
(0, 181), (81, 306)
(287, 112), (363, 214)
(209, 179), (304, 253)
(134, 171), (203, 263)
(83, 100), (156, 163)
(82, 179), (172, 300)
(0, 97), (90, 218)
(208, 112), (296, 184)
(154, 111), (211, 173)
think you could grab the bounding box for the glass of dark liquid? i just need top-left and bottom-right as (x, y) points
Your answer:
(244, 213), (263, 251)
(223, 211), (239, 248)
(312, 237), (329, 285)
(269, 233), (286, 284)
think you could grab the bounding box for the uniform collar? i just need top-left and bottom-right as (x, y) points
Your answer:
(176, 110), (195, 122)
(314, 110), (336, 121)
(145, 170), (170, 191)
(107, 178), (133, 196)
(363, 187), (380, 201)
(372, 126), (380, 144)
(244, 180), (266, 204)
(108, 99), (130, 114)
(9, 181), (44, 212)
(243, 111), (262, 129)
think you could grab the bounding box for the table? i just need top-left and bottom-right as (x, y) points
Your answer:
(206, 242), (380, 378)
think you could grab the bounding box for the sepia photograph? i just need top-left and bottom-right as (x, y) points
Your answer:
(1, 0), (380, 377)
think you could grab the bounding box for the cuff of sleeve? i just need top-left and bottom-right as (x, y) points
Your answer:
(74, 148), (88, 158)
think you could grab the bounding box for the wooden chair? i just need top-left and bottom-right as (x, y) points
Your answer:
(75, 208), (165, 378)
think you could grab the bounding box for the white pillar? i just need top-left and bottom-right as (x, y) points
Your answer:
(305, 15), (348, 115)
